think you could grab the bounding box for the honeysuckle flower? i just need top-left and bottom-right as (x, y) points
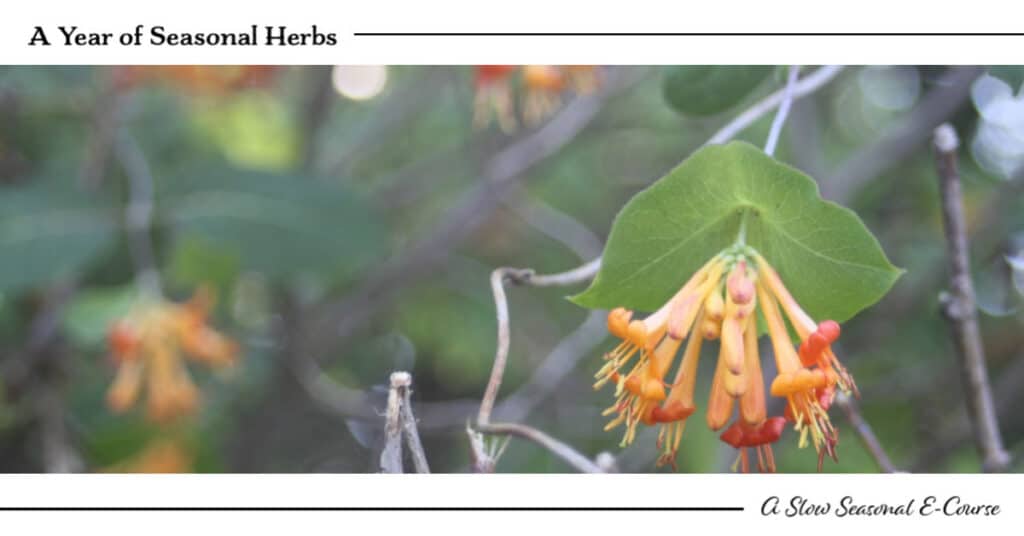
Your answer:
(106, 287), (239, 423)
(522, 65), (565, 126)
(472, 65), (517, 132)
(472, 65), (602, 131)
(111, 66), (280, 94)
(595, 247), (857, 472)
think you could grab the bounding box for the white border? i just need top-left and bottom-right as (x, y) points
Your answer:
(2, 2), (1023, 534)
(0, 474), (1020, 535)
(1, 0), (1023, 64)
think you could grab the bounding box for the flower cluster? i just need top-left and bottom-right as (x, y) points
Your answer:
(595, 248), (857, 472)
(473, 65), (600, 132)
(111, 66), (280, 94)
(106, 287), (239, 423)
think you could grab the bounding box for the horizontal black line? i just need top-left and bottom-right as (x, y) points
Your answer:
(0, 506), (742, 512)
(353, 32), (1024, 37)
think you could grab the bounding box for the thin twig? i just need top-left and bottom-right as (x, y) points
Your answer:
(379, 371), (430, 473)
(114, 130), (162, 297)
(933, 123), (1011, 472)
(763, 66), (800, 157)
(478, 268), (518, 426)
(400, 378), (431, 474)
(834, 392), (898, 473)
(477, 262), (601, 425)
(379, 372), (405, 473)
(476, 422), (603, 473)
(472, 261), (605, 472)
(705, 65), (844, 147)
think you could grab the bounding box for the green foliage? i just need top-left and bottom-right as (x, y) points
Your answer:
(188, 94), (299, 171)
(573, 142), (903, 324)
(662, 66), (773, 117)
(168, 235), (241, 291)
(159, 165), (387, 282)
(62, 285), (138, 348)
(0, 178), (117, 293)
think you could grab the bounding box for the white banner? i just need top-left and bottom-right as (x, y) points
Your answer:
(0, 0), (1022, 63)
(0, 474), (1018, 535)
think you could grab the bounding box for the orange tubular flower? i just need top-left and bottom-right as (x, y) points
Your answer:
(111, 66), (280, 94)
(105, 287), (239, 423)
(595, 245), (858, 472)
(597, 257), (725, 447)
(471, 66), (603, 131)
(521, 65), (565, 126)
(472, 65), (517, 132)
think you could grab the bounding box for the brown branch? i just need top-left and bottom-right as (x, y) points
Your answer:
(834, 392), (899, 473)
(477, 263), (601, 426)
(469, 263), (606, 473)
(933, 123), (1012, 472)
(379, 371), (430, 473)
(379, 372), (405, 473)
(399, 378), (431, 474)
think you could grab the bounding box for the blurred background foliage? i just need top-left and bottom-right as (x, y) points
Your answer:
(0, 65), (1022, 473)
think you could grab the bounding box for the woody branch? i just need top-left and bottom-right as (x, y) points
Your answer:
(933, 123), (1012, 472)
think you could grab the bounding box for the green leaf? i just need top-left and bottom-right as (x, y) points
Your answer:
(662, 66), (773, 117)
(63, 285), (138, 347)
(167, 234), (241, 291)
(572, 142), (902, 324)
(159, 165), (387, 281)
(0, 178), (117, 293)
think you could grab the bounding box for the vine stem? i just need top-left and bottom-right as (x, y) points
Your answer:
(706, 66), (843, 147)
(763, 66), (800, 156)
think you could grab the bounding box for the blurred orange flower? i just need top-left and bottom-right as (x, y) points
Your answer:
(106, 286), (239, 423)
(472, 65), (601, 131)
(111, 66), (280, 94)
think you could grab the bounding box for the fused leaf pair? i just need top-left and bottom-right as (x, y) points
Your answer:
(577, 142), (902, 471)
